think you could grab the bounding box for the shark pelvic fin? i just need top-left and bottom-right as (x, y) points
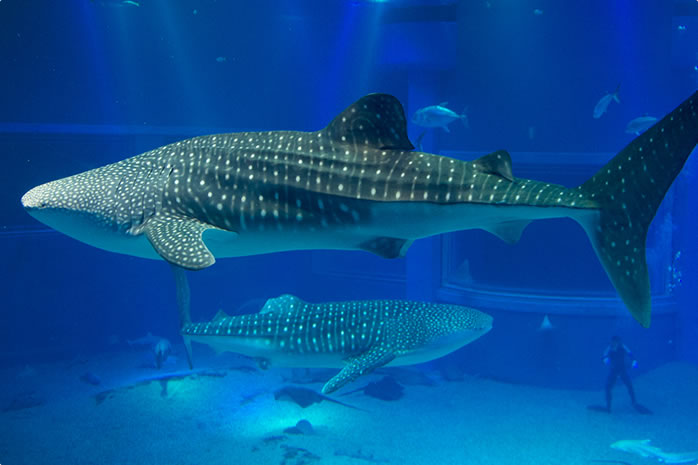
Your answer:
(324, 93), (414, 151)
(576, 91), (697, 327)
(322, 348), (396, 394)
(359, 236), (413, 259)
(484, 220), (531, 245)
(473, 150), (515, 181)
(260, 294), (304, 314)
(145, 213), (226, 270)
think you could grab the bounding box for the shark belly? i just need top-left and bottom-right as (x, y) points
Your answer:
(388, 326), (494, 366)
(365, 201), (598, 239)
(186, 334), (349, 367)
(178, 201), (601, 260)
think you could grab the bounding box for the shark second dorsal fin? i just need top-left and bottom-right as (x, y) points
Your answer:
(473, 150), (514, 181)
(212, 310), (230, 323)
(324, 94), (414, 151)
(260, 294), (303, 314)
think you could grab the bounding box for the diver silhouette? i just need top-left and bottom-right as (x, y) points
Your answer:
(589, 336), (652, 414)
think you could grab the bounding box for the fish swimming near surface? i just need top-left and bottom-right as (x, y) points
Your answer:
(610, 439), (698, 464)
(21, 92), (698, 327)
(90, 0), (140, 6)
(594, 84), (621, 118)
(180, 294), (493, 393)
(626, 115), (658, 135)
(411, 102), (468, 132)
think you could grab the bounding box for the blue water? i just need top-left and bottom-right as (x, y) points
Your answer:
(1, 1), (697, 464)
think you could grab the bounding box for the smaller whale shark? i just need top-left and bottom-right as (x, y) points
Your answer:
(180, 295), (492, 393)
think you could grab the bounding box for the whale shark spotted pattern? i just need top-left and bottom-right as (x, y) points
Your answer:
(180, 295), (493, 393)
(22, 92), (698, 327)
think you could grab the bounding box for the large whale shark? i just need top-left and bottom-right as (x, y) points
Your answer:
(180, 294), (493, 393)
(21, 92), (698, 327)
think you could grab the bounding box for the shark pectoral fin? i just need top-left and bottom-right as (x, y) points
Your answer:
(260, 294), (304, 314)
(324, 94), (414, 151)
(483, 220), (531, 244)
(144, 213), (222, 270)
(322, 349), (396, 394)
(359, 237), (413, 259)
(473, 150), (514, 181)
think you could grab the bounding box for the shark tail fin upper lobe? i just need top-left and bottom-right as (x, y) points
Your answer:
(575, 91), (697, 327)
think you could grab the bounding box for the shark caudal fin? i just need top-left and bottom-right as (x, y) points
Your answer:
(576, 91), (698, 327)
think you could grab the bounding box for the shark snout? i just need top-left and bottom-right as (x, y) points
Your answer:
(21, 184), (50, 210)
(473, 311), (493, 333)
(21, 180), (75, 212)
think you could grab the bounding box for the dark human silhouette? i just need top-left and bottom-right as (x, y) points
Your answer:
(589, 336), (652, 414)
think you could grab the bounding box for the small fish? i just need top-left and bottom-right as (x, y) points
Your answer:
(90, 0), (140, 6)
(127, 331), (161, 347)
(625, 115), (658, 135)
(80, 372), (102, 386)
(593, 84), (621, 118)
(216, 56), (227, 63)
(153, 338), (172, 369)
(533, 8), (543, 15)
(412, 102), (468, 132)
(16, 365), (37, 378)
(611, 439), (698, 464)
(273, 386), (364, 410)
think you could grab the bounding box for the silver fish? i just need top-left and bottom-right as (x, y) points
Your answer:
(411, 102), (468, 132)
(594, 84), (621, 118)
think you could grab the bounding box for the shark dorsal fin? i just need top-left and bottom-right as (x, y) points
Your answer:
(260, 294), (303, 314)
(212, 310), (230, 323)
(473, 150), (514, 181)
(323, 94), (414, 151)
